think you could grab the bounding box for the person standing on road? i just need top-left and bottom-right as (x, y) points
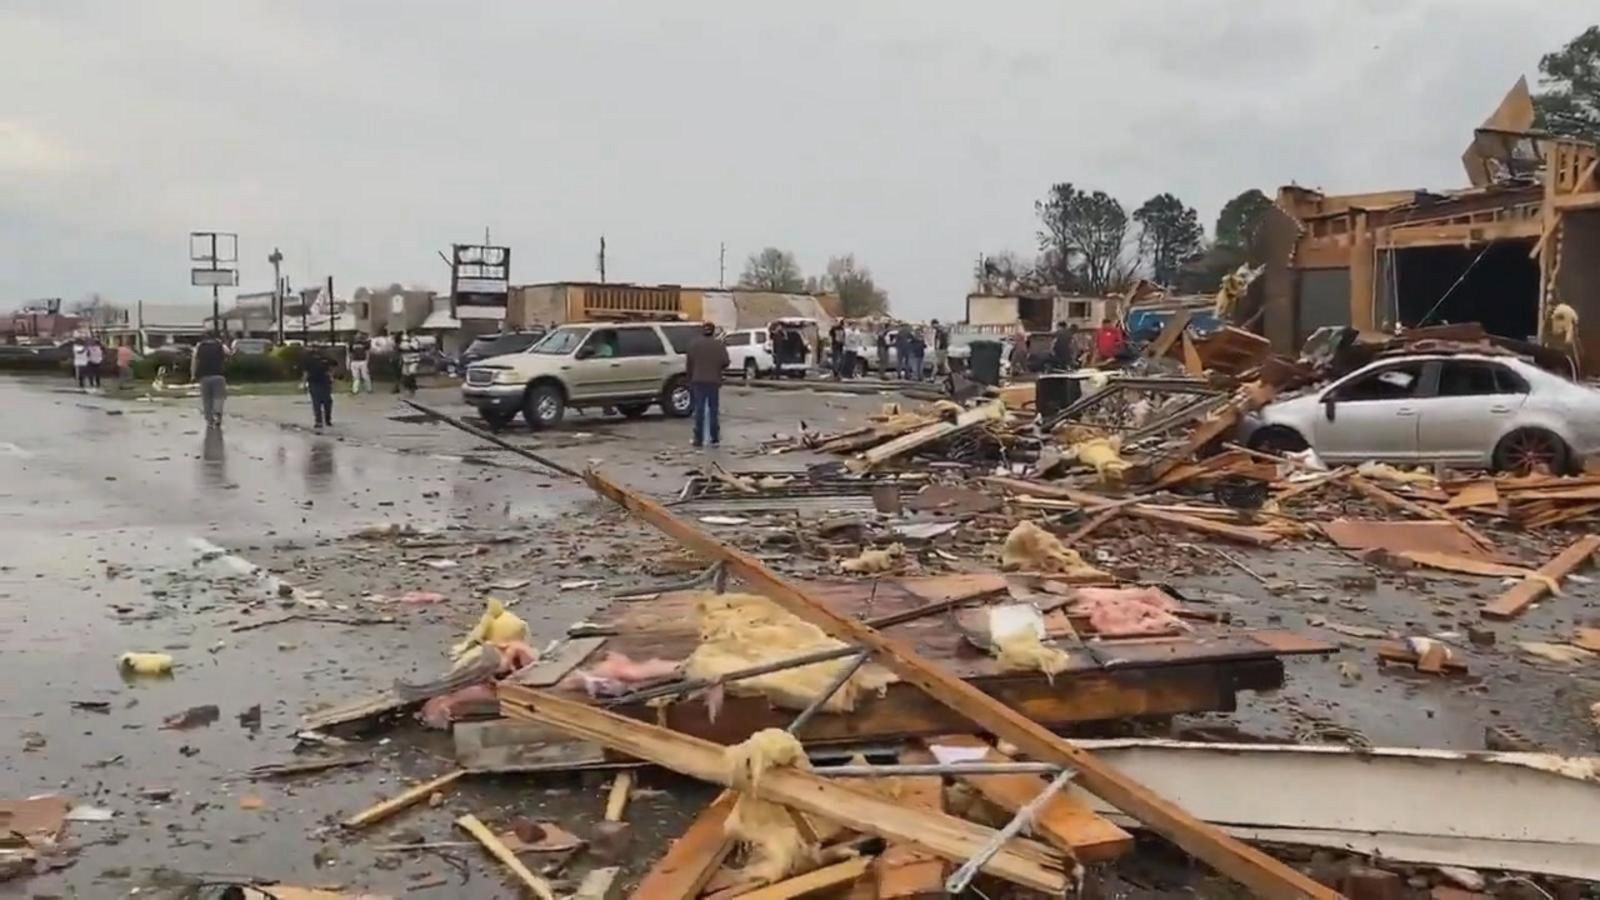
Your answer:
(70, 339), (89, 390)
(931, 319), (950, 376)
(685, 322), (729, 448)
(828, 321), (846, 380)
(191, 331), (229, 427)
(115, 343), (134, 388)
(908, 327), (927, 381)
(301, 346), (335, 429)
(875, 327), (889, 378)
(347, 332), (372, 395)
(894, 324), (913, 380)
(397, 332), (421, 396)
(1052, 321), (1078, 372)
(85, 339), (104, 390)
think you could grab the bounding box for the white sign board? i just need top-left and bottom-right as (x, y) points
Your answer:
(191, 268), (239, 287)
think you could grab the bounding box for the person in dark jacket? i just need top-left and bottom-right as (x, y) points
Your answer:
(894, 325), (913, 379)
(1051, 321), (1078, 371)
(190, 332), (229, 427)
(684, 323), (730, 448)
(931, 319), (950, 375)
(302, 347), (335, 429)
(828, 322), (846, 380)
(875, 327), (889, 377)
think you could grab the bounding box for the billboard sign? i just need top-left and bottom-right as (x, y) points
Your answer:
(191, 268), (240, 287)
(451, 244), (510, 320)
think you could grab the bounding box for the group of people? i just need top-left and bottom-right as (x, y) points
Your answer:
(68, 337), (134, 391)
(819, 320), (950, 382)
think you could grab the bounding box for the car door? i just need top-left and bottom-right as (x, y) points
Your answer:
(613, 326), (672, 396)
(570, 327), (623, 400)
(1314, 360), (1427, 463)
(1416, 360), (1530, 465)
(724, 331), (752, 370)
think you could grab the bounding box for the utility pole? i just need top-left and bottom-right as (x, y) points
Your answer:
(597, 235), (607, 283)
(268, 248), (284, 344)
(327, 276), (336, 347)
(300, 280), (308, 346)
(719, 242), (726, 287)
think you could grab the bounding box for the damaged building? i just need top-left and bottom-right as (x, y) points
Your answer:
(1252, 79), (1600, 366)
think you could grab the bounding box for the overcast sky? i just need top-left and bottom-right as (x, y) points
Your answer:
(1, 1), (1593, 318)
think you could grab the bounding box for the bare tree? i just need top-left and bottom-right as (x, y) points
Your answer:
(738, 247), (805, 292)
(809, 254), (889, 317)
(1035, 183), (1129, 295)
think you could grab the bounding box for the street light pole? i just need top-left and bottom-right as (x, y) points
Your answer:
(269, 248), (284, 344)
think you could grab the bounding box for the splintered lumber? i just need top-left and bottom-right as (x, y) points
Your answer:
(736, 857), (874, 900)
(579, 468), (1338, 900)
(1348, 476), (1495, 553)
(876, 751), (947, 898)
(499, 685), (1068, 893)
(1148, 382), (1276, 481)
(1443, 480), (1500, 510)
(629, 792), (737, 900)
(604, 770), (633, 822)
(931, 735), (1132, 862)
(1145, 308), (1193, 360)
(343, 770), (464, 830)
(456, 813), (558, 900)
(985, 477), (1280, 547)
(846, 401), (1004, 473)
(1481, 535), (1600, 620)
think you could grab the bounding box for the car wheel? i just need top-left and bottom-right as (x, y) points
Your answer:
(480, 409), (516, 430)
(522, 383), (565, 430)
(1493, 428), (1570, 475)
(1248, 425), (1309, 455)
(743, 359), (759, 381)
(662, 376), (693, 418)
(616, 402), (651, 419)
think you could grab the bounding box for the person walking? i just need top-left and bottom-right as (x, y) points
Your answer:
(70, 338), (89, 390)
(397, 332), (421, 396)
(931, 319), (950, 376)
(85, 339), (104, 390)
(301, 346), (335, 429)
(685, 322), (729, 448)
(875, 327), (889, 378)
(347, 332), (372, 395)
(191, 331), (229, 427)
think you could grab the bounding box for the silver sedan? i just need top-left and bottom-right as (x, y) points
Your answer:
(1240, 353), (1600, 473)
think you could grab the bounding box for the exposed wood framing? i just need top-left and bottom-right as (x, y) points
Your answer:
(1379, 219), (1542, 248)
(575, 469), (1338, 899)
(1481, 534), (1600, 620)
(1350, 212), (1375, 330)
(499, 686), (1068, 893)
(1552, 191), (1600, 212)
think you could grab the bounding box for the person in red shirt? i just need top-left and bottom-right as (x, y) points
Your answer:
(1093, 317), (1126, 362)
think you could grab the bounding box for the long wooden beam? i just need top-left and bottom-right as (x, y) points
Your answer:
(984, 476), (1281, 547)
(580, 468), (1339, 899)
(499, 685), (1067, 893)
(629, 792), (736, 900)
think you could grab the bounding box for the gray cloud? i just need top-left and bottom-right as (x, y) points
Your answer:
(1, 0), (1593, 316)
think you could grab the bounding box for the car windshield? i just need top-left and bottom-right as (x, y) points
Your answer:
(467, 332), (541, 357)
(529, 327), (590, 355)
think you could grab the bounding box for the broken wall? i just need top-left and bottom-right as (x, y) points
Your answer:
(1296, 269), (1352, 340)
(1253, 205), (1302, 351)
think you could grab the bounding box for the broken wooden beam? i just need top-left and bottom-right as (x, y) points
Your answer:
(736, 857), (874, 900)
(456, 812), (558, 900)
(985, 477), (1281, 547)
(1481, 534), (1600, 620)
(604, 770), (633, 822)
(846, 401), (1004, 474)
(1347, 476), (1496, 554)
(499, 685), (1068, 893)
(343, 770), (464, 831)
(876, 750), (946, 899)
(578, 468), (1337, 899)
(628, 792), (737, 900)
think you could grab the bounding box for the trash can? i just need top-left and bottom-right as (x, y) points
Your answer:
(1036, 374), (1083, 419)
(968, 340), (1003, 386)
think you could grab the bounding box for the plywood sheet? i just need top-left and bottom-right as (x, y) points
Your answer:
(1322, 519), (1497, 562)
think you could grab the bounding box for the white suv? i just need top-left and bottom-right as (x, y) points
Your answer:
(462, 321), (703, 429)
(723, 328), (775, 378)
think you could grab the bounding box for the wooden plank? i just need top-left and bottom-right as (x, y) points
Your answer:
(510, 636), (607, 687)
(846, 402), (1004, 473)
(1347, 476), (1496, 554)
(736, 857), (873, 900)
(1349, 213), (1375, 331)
(1443, 480), (1500, 510)
(499, 686), (1068, 893)
(1145, 308), (1192, 360)
(456, 813), (558, 900)
(1552, 190), (1600, 212)
(876, 751), (947, 899)
(343, 770), (464, 830)
(986, 477), (1280, 547)
(1181, 333), (1206, 376)
(629, 793), (737, 900)
(931, 735), (1133, 862)
(1148, 383), (1277, 481)
(1481, 535), (1600, 620)
(604, 770), (633, 822)
(578, 470), (1338, 900)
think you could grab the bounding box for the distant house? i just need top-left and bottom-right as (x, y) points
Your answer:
(213, 291), (278, 339)
(505, 282), (841, 330)
(1, 307), (83, 344)
(964, 291), (1119, 333)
